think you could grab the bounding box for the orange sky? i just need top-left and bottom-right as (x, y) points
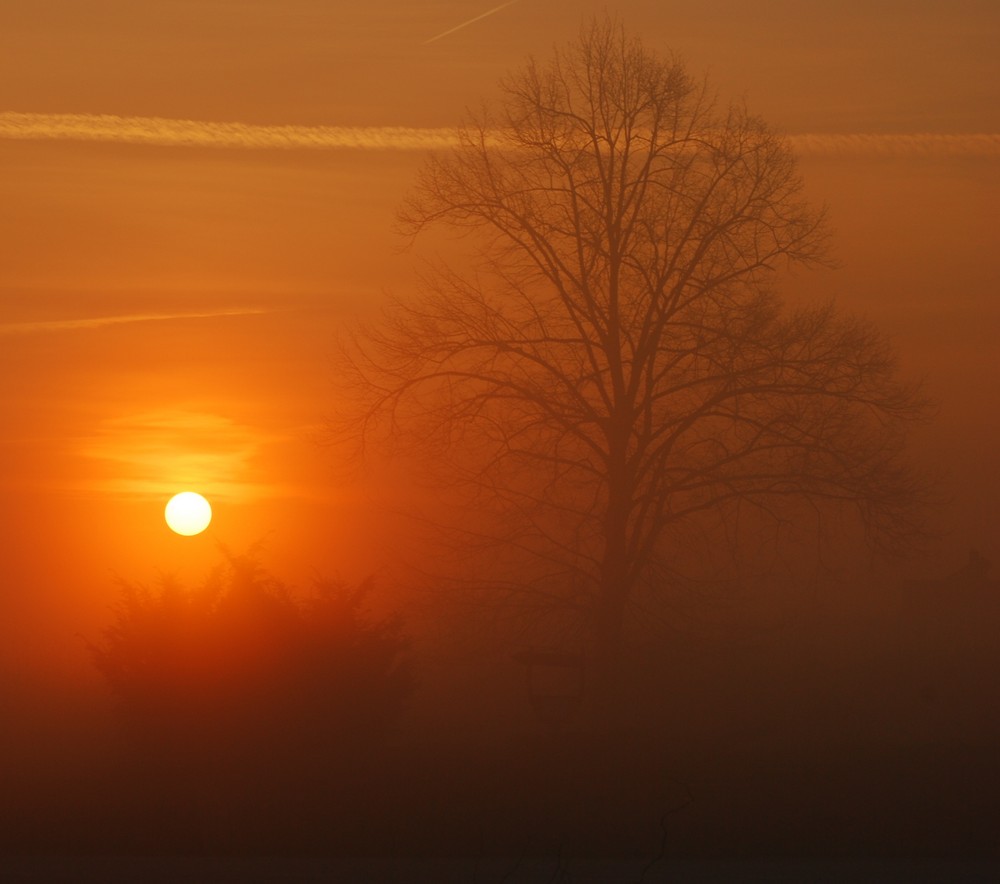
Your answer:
(1, 0), (998, 706)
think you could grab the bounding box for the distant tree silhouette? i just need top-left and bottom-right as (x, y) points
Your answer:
(338, 18), (929, 675)
(90, 551), (413, 844)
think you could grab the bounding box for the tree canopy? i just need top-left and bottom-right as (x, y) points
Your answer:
(341, 18), (928, 666)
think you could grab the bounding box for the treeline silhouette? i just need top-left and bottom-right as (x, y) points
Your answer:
(88, 551), (413, 851)
(0, 550), (992, 866)
(81, 550), (699, 859)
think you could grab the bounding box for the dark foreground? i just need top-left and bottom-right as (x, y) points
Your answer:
(6, 575), (998, 880)
(2, 856), (1000, 883)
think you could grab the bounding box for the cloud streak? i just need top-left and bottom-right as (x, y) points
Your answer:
(1, 112), (998, 158)
(76, 409), (330, 503)
(424, 0), (520, 45)
(80, 409), (279, 502)
(0, 307), (274, 336)
(786, 132), (1000, 158)
(0, 112), (459, 151)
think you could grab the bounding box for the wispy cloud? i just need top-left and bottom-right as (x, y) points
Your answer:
(80, 410), (278, 502)
(0, 112), (458, 151)
(1, 112), (997, 158)
(787, 132), (1000, 158)
(424, 0), (520, 45)
(0, 307), (274, 336)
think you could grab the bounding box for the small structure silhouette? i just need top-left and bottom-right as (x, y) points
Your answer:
(512, 648), (587, 730)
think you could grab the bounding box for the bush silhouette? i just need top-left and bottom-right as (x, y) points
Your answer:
(90, 552), (414, 846)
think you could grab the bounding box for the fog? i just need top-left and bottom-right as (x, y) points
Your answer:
(2, 2), (999, 879)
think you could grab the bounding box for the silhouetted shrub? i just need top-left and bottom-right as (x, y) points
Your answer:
(90, 552), (414, 847)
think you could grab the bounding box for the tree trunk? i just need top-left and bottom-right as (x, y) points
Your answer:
(591, 432), (634, 704)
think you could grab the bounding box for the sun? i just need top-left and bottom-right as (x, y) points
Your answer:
(164, 491), (212, 536)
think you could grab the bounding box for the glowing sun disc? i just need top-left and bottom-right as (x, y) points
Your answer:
(165, 491), (212, 536)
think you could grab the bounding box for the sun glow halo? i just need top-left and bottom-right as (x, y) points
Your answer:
(165, 491), (212, 536)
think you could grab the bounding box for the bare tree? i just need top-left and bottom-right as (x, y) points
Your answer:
(340, 18), (927, 672)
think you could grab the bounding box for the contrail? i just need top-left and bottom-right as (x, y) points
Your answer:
(0, 112), (997, 158)
(424, 0), (520, 45)
(786, 132), (1000, 158)
(0, 307), (273, 336)
(0, 112), (459, 151)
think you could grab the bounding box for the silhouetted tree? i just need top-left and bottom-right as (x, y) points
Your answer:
(340, 18), (928, 674)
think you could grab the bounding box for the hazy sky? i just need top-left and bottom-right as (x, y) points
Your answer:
(1, 0), (998, 705)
